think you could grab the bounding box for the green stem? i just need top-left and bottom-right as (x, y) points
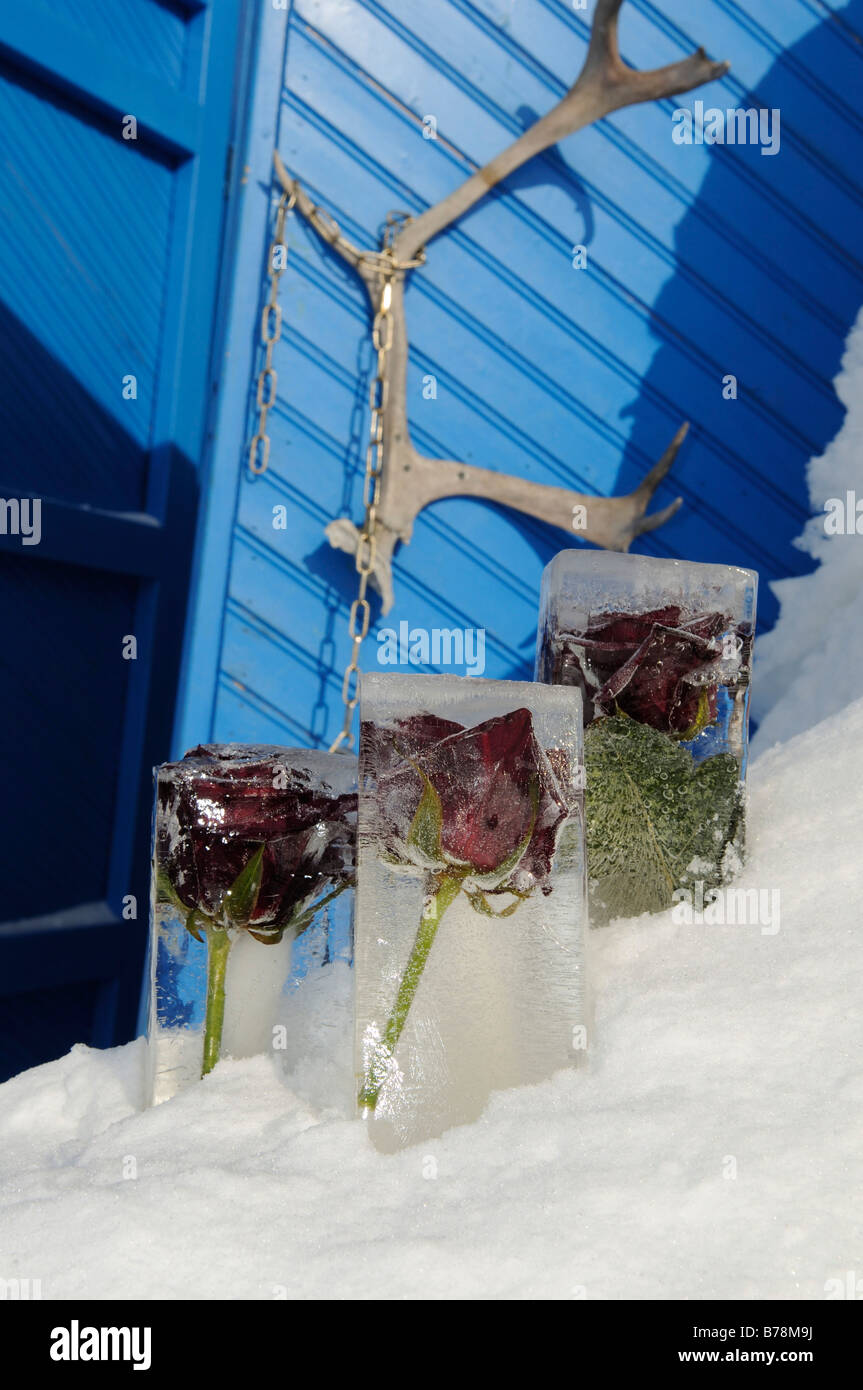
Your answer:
(359, 874), (463, 1111)
(201, 926), (234, 1078)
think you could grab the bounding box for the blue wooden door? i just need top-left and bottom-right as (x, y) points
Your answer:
(0, 0), (249, 1078)
(175, 0), (863, 760)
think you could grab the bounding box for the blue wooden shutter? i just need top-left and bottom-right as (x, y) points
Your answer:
(0, 0), (249, 1078)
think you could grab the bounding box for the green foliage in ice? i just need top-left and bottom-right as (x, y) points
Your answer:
(584, 712), (742, 922)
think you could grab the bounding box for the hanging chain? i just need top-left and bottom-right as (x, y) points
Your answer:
(328, 212), (424, 753)
(248, 186), (296, 476)
(328, 249), (396, 753)
(252, 170), (424, 751)
(302, 197), (426, 276)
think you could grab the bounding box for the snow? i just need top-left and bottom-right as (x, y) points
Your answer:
(2, 320), (862, 1304)
(753, 307), (863, 750)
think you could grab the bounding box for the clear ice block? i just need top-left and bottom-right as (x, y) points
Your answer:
(536, 550), (758, 922)
(356, 673), (587, 1152)
(147, 744), (356, 1104)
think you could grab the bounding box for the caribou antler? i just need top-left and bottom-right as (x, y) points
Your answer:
(274, 0), (729, 613)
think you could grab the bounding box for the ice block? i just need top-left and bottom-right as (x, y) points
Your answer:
(536, 550), (757, 922)
(147, 744), (356, 1104)
(356, 673), (587, 1152)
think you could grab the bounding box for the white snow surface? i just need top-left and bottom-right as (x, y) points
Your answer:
(2, 697), (862, 1300)
(753, 306), (863, 750)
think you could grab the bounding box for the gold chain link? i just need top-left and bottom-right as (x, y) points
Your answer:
(327, 210), (425, 753)
(327, 253), (397, 753)
(252, 175), (424, 753)
(248, 186), (296, 476)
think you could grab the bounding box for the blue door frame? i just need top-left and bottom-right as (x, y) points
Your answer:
(0, 0), (254, 1078)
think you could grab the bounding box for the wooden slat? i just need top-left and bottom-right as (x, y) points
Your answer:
(0, 0), (203, 155)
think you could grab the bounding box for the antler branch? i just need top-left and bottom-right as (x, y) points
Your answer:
(392, 0), (728, 261)
(272, 1), (728, 613)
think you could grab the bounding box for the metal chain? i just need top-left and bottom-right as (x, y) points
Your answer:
(328, 250), (396, 753)
(302, 196), (427, 275)
(248, 186), (296, 475)
(251, 170), (424, 752)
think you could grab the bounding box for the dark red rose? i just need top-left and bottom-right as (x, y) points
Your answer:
(156, 745), (356, 941)
(362, 708), (573, 897)
(553, 608), (727, 734)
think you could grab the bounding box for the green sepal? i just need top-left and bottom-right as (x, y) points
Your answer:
(246, 924), (285, 946)
(185, 907), (207, 943)
(250, 879), (352, 946)
(221, 843), (265, 927)
(464, 888), (527, 919)
(406, 764), (443, 863)
(674, 686), (714, 742)
(155, 867), (189, 917)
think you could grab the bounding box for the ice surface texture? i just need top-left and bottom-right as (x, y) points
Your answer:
(356, 673), (588, 1152)
(148, 744), (356, 1104)
(536, 552), (757, 922)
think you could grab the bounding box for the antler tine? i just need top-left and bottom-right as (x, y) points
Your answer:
(273, 150), (365, 270)
(582, 0), (625, 82)
(579, 0), (729, 106)
(612, 49), (731, 106)
(632, 496), (684, 542)
(632, 422), (690, 505)
(394, 0), (729, 261)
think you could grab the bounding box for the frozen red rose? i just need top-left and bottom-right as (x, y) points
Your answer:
(362, 708), (573, 896)
(553, 607), (728, 734)
(157, 744), (356, 942)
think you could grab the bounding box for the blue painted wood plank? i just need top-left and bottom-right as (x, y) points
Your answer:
(0, 554), (137, 920)
(0, 0), (249, 1070)
(0, 501), (164, 576)
(56, 0), (189, 89)
(173, 0), (291, 753)
(0, 0), (203, 155)
(0, 69), (174, 512)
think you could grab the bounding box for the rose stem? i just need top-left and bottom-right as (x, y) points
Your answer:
(359, 874), (463, 1111)
(202, 926), (233, 1078)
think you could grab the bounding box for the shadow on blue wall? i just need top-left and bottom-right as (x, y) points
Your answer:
(506, 3), (863, 638)
(613, 3), (863, 630)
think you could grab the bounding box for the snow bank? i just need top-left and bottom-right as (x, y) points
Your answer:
(753, 307), (863, 750)
(2, 698), (861, 1300)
